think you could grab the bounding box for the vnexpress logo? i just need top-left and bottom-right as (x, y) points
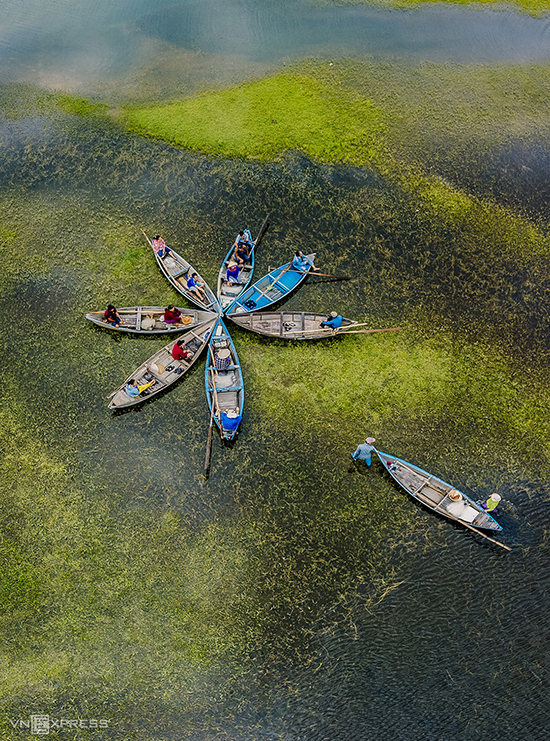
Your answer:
(9, 715), (109, 734)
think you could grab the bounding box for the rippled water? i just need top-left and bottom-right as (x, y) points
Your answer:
(1, 2), (550, 740)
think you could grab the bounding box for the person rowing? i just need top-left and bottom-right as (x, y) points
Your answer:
(151, 235), (171, 258)
(292, 250), (319, 273)
(320, 311), (344, 330)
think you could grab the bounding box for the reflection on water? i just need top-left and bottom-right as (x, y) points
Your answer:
(2, 0), (550, 97)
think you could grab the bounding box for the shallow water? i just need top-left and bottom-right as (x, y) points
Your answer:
(1, 2), (550, 740)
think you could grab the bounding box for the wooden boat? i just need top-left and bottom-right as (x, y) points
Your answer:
(108, 317), (217, 410)
(225, 254), (316, 316)
(204, 318), (244, 441)
(229, 311), (357, 340)
(217, 213), (270, 314)
(375, 449), (502, 532)
(142, 230), (220, 314)
(86, 307), (217, 334)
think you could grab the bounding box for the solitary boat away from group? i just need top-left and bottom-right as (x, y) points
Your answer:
(205, 318), (244, 441)
(142, 231), (220, 314)
(226, 254), (316, 316)
(108, 317), (217, 410)
(86, 307), (217, 335)
(229, 311), (357, 339)
(217, 213), (270, 313)
(375, 449), (502, 532)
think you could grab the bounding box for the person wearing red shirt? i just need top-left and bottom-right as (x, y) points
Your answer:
(164, 305), (183, 325)
(172, 339), (190, 362)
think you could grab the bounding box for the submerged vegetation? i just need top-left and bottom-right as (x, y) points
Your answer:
(316, 0), (550, 16)
(2, 53), (550, 735)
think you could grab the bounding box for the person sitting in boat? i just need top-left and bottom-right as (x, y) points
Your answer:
(125, 378), (155, 398)
(320, 311), (343, 330)
(151, 235), (171, 258)
(351, 437), (376, 467)
(186, 272), (207, 303)
(104, 304), (123, 327)
(220, 410), (242, 432)
(292, 250), (319, 273)
(172, 338), (191, 362)
(234, 230), (253, 264)
(163, 305), (183, 325)
(226, 261), (240, 285)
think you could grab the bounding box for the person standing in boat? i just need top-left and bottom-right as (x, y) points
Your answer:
(352, 437), (376, 468)
(482, 493), (502, 513)
(292, 250), (319, 273)
(151, 235), (171, 258)
(163, 305), (183, 325)
(104, 305), (123, 327)
(186, 272), (208, 304)
(320, 311), (344, 330)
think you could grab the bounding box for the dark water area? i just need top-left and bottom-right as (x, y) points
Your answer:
(2, 1), (550, 739)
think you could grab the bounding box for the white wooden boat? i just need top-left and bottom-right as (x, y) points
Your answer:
(86, 307), (217, 334)
(229, 311), (356, 339)
(108, 317), (217, 410)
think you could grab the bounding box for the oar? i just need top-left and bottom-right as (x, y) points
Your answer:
(204, 414), (214, 477)
(140, 228), (154, 248)
(306, 272), (351, 280)
(283, 323), (401, 337)
(460, 521), (512, 551)
(251, 212), (270, 253)
(334, 328), (402, 336)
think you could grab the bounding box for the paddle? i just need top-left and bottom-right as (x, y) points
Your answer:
(204, 414), (214, 477)
(251, 212), (270, 254)
(283, 323), (401, 337)
(306, 272), (351, 280)
(459, 521), (512, 551)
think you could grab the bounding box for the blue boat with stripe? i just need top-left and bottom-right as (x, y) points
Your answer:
(375, 449), (502, 532)
(205, 318), (244, 441)
(226, 253), (316, 316)
(217, 213), (270, 314)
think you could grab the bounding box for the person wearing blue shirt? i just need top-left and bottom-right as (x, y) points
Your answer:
(221, 410), (242, 433)
(234, 230), (253, 265)
(291, 250), (319, 273)
(186, 272), (207, 303)
(352, 437), (376, 467)
(320, 311), (344, 330)
(226, 262), (240, 285)
(125, 380), (141, 397)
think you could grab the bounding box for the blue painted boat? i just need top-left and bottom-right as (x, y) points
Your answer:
(205, 318), (244, 441)
(217, 214), (270, 314)
(375, 449), (502, 532)
(225, 253), (316, 316)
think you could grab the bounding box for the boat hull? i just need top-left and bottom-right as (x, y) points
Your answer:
(226, 254), (316, 316)
(205, 318), (244, 441)
(108, 317), (217, 410)
(86, 307), (217, 334)
(376, 450), (502, 531)
(229, 311), (356, 339)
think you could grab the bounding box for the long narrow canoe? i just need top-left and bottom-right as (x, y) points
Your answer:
(217, 214), (270, 313)
(225, 254), (316, 316)
(375, 449), (502, 532)
(229, 311), (357, 340)
(86, 307), (217, 335)
(204, 318), (244, 441)
(142, 231), (220, 314)
(108, 317), (217, 410)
